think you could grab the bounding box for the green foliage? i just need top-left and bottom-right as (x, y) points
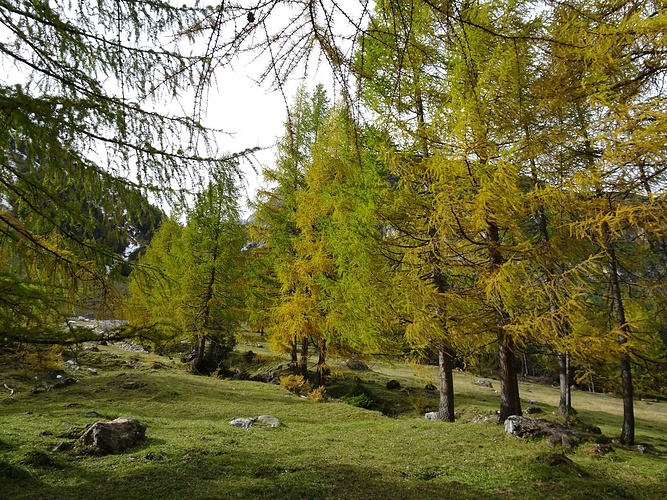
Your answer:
(0, 0), (228, 343)
(342, 381), (375, 409)
(408, 394), (434, 415)
(127, 169), (246, 371)
(341, 392), (374, 409)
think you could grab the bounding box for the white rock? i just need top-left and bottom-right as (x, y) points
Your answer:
(229, 418), (255, 428)
(257, 415), (281, 427)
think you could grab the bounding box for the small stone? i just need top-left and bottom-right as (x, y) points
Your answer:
(505, 416), (581, 448)
(87, 368), (98, 375)
(84, 345), (99, 352)
(424, 412), (439, 421)
(637, 444), (654, 454)
(229, 418), (255, 428)
(547, 432), (579, 448)
(86, 411), (100, 418)
(257, 415), (281, 427)
(542, 453), (572, 466)
(79, 417), (146, 454)
(64, 360), (79, 370)
(39, 430), (53, 436)
(524, 406), (543, 415)
(343, 359), (368, 371)
(474, 379), (493, 388)
(53, 377), (77, 389)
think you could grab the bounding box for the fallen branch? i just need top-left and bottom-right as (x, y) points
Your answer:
(3, 383), (15, 396)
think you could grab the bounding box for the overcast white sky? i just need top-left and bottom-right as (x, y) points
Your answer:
(199, 64), (335, 216)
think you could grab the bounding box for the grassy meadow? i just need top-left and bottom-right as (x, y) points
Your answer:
(1, 343), (666, 500)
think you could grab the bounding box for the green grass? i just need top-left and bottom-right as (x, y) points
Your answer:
(1, 345), (666, 499)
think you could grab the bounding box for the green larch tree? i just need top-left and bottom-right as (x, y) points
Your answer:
(0, 0), (244, 343)
(249, 84), (329, 377)
(128, 169), (246, 373)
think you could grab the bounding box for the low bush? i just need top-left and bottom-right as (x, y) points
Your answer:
(386, 379), (401, 390)
(308, 386), (327, 402)
(280, 374), (311, 395)
(342, 392), (373, 409)
(409, 394), (434, 414)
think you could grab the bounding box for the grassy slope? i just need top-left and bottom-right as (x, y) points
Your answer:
(1, 346), (666, 500)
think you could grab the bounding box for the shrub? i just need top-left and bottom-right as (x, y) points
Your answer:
(308, 386), (327, 402)
(199, 334), (236, 375)
(243, 350), (256, 363)
(409, 394), (434, 414)
(386, 379), (401, 390)
(280, 374), (311, 395)
(20, 345), (63, 373)
(342, 392), (373, 409)
(342, 381), (375, 409)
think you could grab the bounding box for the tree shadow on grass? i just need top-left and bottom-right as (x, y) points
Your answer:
(4, 445), (666, 500)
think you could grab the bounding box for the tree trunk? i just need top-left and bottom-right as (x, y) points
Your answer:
(191, 335), (207, 373)
(606, 229), (635, 445)
(557, 351), (572, 418)
(438, 345), (455, 422)
(620, 352), (635, 445)
(298, 336), (309, 378)
(314, 340), (327, 388)
(487, 220), (522, 423)
(290, 337), (298, 373)
(498, 332), (522, 422)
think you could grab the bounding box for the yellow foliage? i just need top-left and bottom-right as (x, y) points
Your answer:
(280, 374), (311, 395)
(308, 386), (327, 402)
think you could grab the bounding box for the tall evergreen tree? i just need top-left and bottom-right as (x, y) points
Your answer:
(249, 84), (329, 377)
(128, 168), (246, 373)
(0, 1), (241, 342)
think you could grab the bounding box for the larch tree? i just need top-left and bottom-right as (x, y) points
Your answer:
(0, 0), (245, 343)
(355, 0), (464, 421)
(249, 84), (329, 377)
(424, 0), (557, 422)
(128, 168), (246, 373)
(533, 0), (667, 444)
(180, 170), (247, 374)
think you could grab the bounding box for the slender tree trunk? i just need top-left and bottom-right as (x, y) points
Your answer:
(191, 335), (207, 373)
(557, 351), (572, 418)
(314, 340), (327, 388)
(487, 220), (522, 422)
(438, 345), (455, 422)
(498, 331), (522, 422)
(605, 232), (635, 445)
(298, 336), (309, 378)
(620, 352), (635, 445)
(290, 337), (298, 373)
(192, 228), (219, 374)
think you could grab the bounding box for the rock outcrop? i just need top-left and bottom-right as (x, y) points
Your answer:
(79, 417), (146, 454)
(504, 416), (581, 448)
